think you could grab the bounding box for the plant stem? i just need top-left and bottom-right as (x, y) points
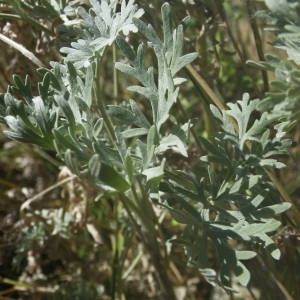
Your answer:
(177, 97), (203, 148)
(113, 43), (118, 102)
(122, 178), (176, 299)
(246, 0), (269, 92)
(257, 256), (294, 300)
(185, 64), (225, 111)
(0, 13), (22, 20)
(214, 0), (245, 63)
(94, 50), (175, 298)
(111, 200), (124, 300)
(20, 174), (77, 213)
(0, 33), (44, 67)
(136, 181), (177, 299)
(94, 58), (117, 144)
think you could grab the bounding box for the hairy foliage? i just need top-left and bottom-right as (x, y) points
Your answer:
(161, 93), (291, 287)
(0, 0), (67, 18)
(249, 0), (300, 120)
(60, 0), (144, 68)
(0, 0), (293, 292)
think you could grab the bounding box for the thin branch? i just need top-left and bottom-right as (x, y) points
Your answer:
(0, 33), (44, 67)
(257, 256), (294, 300)
(20, 174), (77, 213)
(185, 64), (225, 111)
(246, 0), (269, 92)
(0, 13), (22, 21)
(94, 57), (117, 143)
(214, 0), (245, 63)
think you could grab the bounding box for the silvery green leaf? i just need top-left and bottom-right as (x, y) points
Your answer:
(161, 3), (173, 54)
(240, 219), (281, 236)
(171, 52), (198, 76)
(93, 142), (123, 169)
(133, 18), (162, 47)
(10, 74), (33, 103)
(173, 77), (187, 85)
(127, 85), (155, 99)
(88, 154), (101, 179)
(55, 95), (76, 128)
(209, 92), (291, 172)
(142, 159), (165, 187)
(60, 39), (95, 69)
(64, 149), (81, 175)
(98, 163), (130, 192)
(251, 194), (265, 207)
(254, 202), (291, 218)
(32, 96), (52, 134)
(128, 99), (151, 128)
(115, 36), (136, 61)
(107, 105), (135, 124)
(121, 128), (148, 139)
(256, 233), (281, 260)
(83, 65), (93, 108)
(114, 62), (137, 78)
(235, 251), (257, 260)
(198, 269), (218, 287)
(235, 261), (251, 286)
(155, 134), (188, 157)
(209, 223), (251, 241)
(259, 159), (286, 168)
(117, 3), (195, 131)
(61, 0), (144, 68)
(146, 125), (158, 167)
(4, 116), (41, 144)
(3, 115), (53, 149)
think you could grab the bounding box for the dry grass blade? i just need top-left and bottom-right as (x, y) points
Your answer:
(0, 33), (44, 67)
(20, 174), (77, 213)
(185, 64), (225, 111)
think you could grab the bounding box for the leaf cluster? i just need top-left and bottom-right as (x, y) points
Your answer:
(0, 0), (293, 292)
(249, 0), (300, 121)
(160, 93), (291, 287)
(60, 0), (144, 68)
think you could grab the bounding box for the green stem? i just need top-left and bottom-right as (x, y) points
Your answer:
(111, 200), (124, 300)
(113, 43), (118, 102)
(214, 0), (245, 63)
(246, 0), (269, 92)
(130, 183), (157, 236)
(119, 195), (144, 240)
(0, 13), (22, 20)
(185, 64), (225, 111)
(177, 97), (203, 148)
(121, 181), (176, 299)
(286, 172), (300, 195)
(94, 58), (117, 144)
(122, 249), (143, 279)
(93, 41), (175, 300)
(134, 180), (176, 299)
(257, 256), (294, 300)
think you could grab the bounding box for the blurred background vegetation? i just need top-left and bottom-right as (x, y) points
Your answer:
(0, 0), (299, 299)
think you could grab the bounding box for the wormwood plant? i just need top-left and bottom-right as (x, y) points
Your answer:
(0, 0), (294, 295)
(248, 0), (300, 121)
